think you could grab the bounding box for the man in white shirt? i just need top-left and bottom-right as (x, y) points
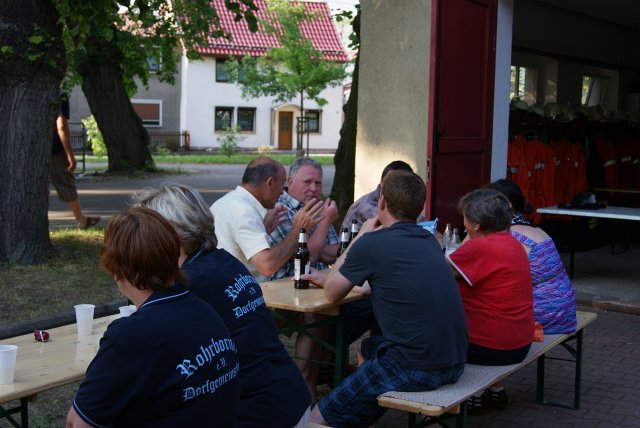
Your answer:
(211, 157), (327, 401)
(211, 157), (324, 282)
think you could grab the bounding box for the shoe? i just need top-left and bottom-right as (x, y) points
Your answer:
(466, 392), (487, 415)
(79, 216), (101, 230)
(487, 388), (509, 409)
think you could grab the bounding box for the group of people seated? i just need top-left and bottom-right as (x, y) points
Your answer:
(65, 157), (577, 428)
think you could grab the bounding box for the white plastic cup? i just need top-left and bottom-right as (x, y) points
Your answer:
(0, 344), (18, 384)
(74, 304), (96, 336)
(118, 305), (137, 318)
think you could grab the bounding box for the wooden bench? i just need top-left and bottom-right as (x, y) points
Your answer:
(377, 310), (597, 428)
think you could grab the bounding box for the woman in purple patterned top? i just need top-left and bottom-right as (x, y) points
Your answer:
(487, 179), (577, 334)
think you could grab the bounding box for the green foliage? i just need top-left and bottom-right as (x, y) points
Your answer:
(156, 147), (171, 156)
(335, 5), (360, 51)
(5, 24), (62, 67)
(227, 0), (346, 113)
(81, 116), (107, 156)
(165, 137), (181, 152)
(52, 0), (259, 95)
(218, 125), (241, 157)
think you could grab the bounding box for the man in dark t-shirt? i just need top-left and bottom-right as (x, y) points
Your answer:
(304, 170), (468, 428)
(50, 92), (100, 229)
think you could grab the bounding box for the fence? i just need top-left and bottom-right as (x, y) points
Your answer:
(66, 127), (190, 173)
(148, 130), (190, 151)
(69, 122), (87, 173)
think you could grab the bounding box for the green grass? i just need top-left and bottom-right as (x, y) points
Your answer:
(0, 228), (124, 326)
(84, 153), (335, 165)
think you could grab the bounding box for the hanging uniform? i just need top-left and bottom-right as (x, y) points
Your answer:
(526, 139), (557, 224)
(550, 139), (588, 205)
(594, 136), (618, 189)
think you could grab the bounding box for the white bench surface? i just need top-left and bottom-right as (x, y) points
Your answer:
(378, 311), (597, 416)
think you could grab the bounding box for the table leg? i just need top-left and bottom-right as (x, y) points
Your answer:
(611, 220), (631, 255)
(21, 398), (28, 428)
(333, 305), (347, 387)
(0, 399), (27, 428)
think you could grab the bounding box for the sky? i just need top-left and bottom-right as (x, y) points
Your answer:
(326, 0), (358, 13)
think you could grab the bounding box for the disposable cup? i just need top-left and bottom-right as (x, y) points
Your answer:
(74, 304), (95, 336)
(119, 305), (137, 318)
(0, 344), (18, 384)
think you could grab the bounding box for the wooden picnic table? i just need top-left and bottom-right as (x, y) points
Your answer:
(259, 276), (365, 387)
(0, 315), (119, 427)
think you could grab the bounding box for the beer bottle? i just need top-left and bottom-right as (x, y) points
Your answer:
(337, 227), (349, 257)
(349, 219), (360, 242)
(294, 228), (310, 289)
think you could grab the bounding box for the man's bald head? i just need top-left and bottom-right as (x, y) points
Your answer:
(241, 157), (286, 209)
(242, 157), (284, 187)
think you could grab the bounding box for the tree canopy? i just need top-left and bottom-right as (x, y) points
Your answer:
(0, 0), (260, 264)
(53, 0), (260, 172)
(226, 0), (347, 152)
(56, 0), (259, 93)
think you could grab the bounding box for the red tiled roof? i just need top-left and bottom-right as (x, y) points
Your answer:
(197, 0), (348, 62)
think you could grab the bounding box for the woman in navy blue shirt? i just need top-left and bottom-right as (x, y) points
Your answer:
(134, 184), (312, 428)
(67, 207), (240, 427)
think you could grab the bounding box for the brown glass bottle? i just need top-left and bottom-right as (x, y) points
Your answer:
(336, 227), (349, 257)
(294, 228), (310, 289)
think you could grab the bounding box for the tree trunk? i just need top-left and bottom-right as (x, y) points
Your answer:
(330, 11), (360, 221)
(0, 0), (65, 264)
(78, 37), (153, 173)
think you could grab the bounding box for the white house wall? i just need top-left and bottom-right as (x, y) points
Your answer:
(181, 57), (344, 151)
(68, 73), (181, 132)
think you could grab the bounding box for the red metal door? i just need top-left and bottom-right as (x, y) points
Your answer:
(425, 0), (497, 229)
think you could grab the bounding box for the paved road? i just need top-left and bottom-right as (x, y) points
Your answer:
(48, 163), (335, 228)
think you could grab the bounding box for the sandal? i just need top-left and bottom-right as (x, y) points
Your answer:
(79, 216), (101, 230)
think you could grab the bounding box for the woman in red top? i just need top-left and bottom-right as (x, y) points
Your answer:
(448, 188), (534, 412)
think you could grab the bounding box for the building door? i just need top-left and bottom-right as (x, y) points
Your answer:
(426, 0), (497, 228)
(278, 112), (293, 150)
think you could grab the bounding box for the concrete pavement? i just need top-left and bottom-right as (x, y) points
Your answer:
(48, 163), (335, 228)
(375, 306), (640, 427)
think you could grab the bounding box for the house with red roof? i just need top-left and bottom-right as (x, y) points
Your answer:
(181, 0), (348, 151)
(69, 0), (348, 152)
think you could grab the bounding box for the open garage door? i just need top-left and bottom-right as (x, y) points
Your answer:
(426, 0), (497, 229)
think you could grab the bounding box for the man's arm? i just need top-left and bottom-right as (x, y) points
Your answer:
(304, 216), (380, 302)
(57, 116), (77, 173)
(307, 199), (339, 265)
(263, 205), (288, 234)
(251, 199), (325, 277)
(66, 407), (94, 428)
(301, 263), (354, 303)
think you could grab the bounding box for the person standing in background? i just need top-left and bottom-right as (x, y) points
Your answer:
(50, 92), (100, 229)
